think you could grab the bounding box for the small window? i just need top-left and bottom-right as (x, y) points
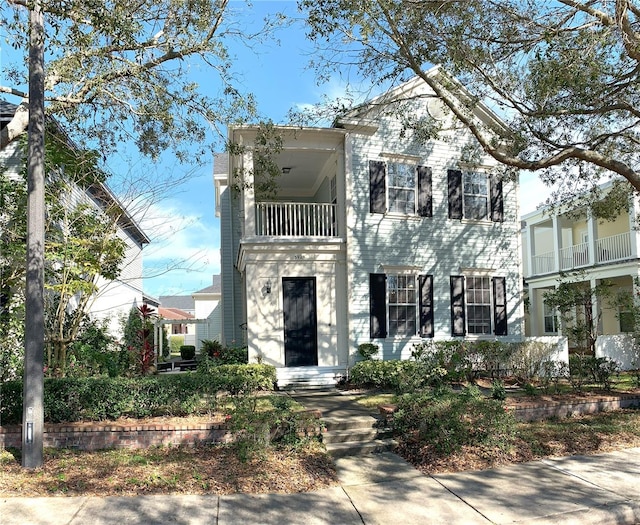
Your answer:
(388, 274), (417, 337)
(466, 276), (492, 334)
(543, 302), (558, 334)
(463, 172), (489, 221)
(387, 163), (416, 214)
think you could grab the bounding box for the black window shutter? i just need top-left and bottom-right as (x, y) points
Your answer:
(370, 273), (387, 338)
(448, 169), (463, 219)
(369, 160), (386, 214)
(419, 274), (434, 338)
(450, 275), (466, 336)
(417, 166), (432, 217)
(490, 176), (504, 222)
(493, 276), (508, 336)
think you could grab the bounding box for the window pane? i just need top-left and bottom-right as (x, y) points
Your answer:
(388, 163), (416, 214)
(466, 276), (492, 334)
(463, 173), (488, 220)
(387, 273), (417, 337)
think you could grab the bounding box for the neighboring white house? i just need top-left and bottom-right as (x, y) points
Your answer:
(158, 275), (223, 351)
(522, 179), (640, 368)
(216, 69), (525, 386)
(192, 275), (223, 347)
(0, 100), (149, 338)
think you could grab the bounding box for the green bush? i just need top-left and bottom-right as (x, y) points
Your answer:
(169, 335), (184, 354)
(357, 343), (379, 361)
(0, 364), (277, 424)
(349, 359), (446, 393)
(200, 340), (248, 365)
(180, 345), (196, 360)
(393, 387), (516, 454)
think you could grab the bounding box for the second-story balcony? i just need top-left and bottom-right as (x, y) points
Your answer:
(531, 231), (634, 275)
(256, 201), (338, 237)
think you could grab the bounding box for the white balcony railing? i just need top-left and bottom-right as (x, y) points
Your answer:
(530, 232), (635, 276)
(256, 202), (337, 237)
(596, 232), (632, 263)
(532, 250), (555, 275)
(560, 242), (589, 270)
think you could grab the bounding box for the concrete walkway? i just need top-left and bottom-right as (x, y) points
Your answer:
(3, 389), (640, 524)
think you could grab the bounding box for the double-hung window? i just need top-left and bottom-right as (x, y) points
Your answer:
(369, 160), (432, 217)
(370, 273), (434, 338)
(387, 163), (416, 214)
(387, 274), (417, 336)
(450, 275), (508, 336)
(448, 169), (503, 222)
(466, 276), (492, 334)
(543, 301), (558, 334)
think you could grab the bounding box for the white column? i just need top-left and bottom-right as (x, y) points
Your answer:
(629, 194), (639, 259)
(587, 215), (596, 265)
(525, 222), (534, 277)
(528, 284), (539, 336)
(243, 149), (256, 236)
(552, 216), (562, 272)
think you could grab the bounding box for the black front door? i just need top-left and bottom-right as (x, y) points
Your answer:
(283, 277), (318, 367)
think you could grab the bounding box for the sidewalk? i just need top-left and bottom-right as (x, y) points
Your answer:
(3, 389), (640, 524)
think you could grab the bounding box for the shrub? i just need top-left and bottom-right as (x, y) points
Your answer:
(393, 388), (516, 454)
(357, 343), (379, 361)
(491, 379), (506, 400)
(180, 345), (196, 360)
(0, 364), (277, 424)
(349, 359), (446, 393)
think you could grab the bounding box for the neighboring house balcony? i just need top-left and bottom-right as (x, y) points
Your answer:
(255, 201), (338, 237)
(530, 231), (634, 276)
(523, 199), (640, 279)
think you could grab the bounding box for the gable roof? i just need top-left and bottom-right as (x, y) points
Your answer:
(159, 295), (195, 312)
(158, 307), (195, 320)
(194, 275), (221, 295)
(334, 65), (511, 137)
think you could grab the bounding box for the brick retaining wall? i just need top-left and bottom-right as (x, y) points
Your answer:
(0, 421), (233, 451)
(508, 394), (640, 422)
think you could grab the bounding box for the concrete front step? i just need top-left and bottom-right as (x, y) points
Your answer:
(325, 438), (397, 458)
(323, 428), (379, 444)
(323, 415), (379, 431)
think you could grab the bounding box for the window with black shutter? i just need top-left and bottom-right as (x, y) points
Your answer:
(369, 159), (432, 217)
(448, 170), (504, 222)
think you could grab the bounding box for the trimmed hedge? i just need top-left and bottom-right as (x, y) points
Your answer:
(0, 364), (276, 425)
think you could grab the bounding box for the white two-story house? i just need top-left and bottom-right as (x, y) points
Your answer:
(522, 179), (640, 368)
(216, 69), (524, 386)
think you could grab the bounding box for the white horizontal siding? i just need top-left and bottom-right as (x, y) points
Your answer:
(345, 96), (522, 360)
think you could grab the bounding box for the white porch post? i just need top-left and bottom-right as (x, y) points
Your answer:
(243, 149), (256, 236)
(629, 194), (640, 259)
(587, 215), (596, 265)
(525, 222), (534, 277)
(552, 216), (562, 272)
(529, 284), (539, 336)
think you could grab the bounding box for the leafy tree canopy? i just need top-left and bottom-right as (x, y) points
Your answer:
(1, 0), (280, 161)
(298, 0), (640, 201)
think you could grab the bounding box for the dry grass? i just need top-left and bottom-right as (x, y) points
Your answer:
(0, 441), (338, 497)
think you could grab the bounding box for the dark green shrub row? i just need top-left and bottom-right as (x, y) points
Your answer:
(393, 386), (516, 454)
(0, 364), (276, 425)
(349, 360), (446, 393)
